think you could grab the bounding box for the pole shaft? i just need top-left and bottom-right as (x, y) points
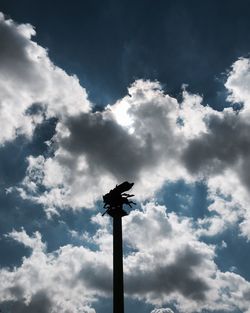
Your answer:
(113, 215), (124, 313)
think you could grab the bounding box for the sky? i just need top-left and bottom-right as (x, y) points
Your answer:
(1, 0), (250, 312)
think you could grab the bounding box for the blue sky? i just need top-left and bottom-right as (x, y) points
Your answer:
(1, 1), (250, 312)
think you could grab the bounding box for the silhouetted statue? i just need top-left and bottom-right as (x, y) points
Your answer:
(102, 181), (136, 216)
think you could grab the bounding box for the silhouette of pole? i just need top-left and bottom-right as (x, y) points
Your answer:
(102, 182), (136, 313)
(112, 210), (125, 313)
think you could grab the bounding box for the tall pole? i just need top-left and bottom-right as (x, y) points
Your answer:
(112, 211), (125, 313)
(102, 181), (135, 313)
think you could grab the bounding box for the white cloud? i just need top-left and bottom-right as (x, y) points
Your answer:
(0, 12), (90, 145)
(2, 10), (250, 240)
(225, 57), (250, 113)
(0, 229), (111, 313)
(151, 308), (174, 313)
(3, 9), (248, 233)
(123, 204), (214, 311)
(20, 79), (195, 211)
(180, 101), (250, 238)
(2, 9), (250, 313)
(178, 89), (218, 139)
(0, 17), (245, 243)
(3, 204), (250, 312)
(16, 57), (250, 242)
(6, 228), (46, 252)
(122, 203), (250, 312)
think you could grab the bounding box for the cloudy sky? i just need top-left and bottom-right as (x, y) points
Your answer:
(1, 0), (250, 312)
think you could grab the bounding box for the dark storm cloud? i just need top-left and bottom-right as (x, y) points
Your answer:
(0, 14), (46, 90)
(125, 246), (210, 302)
(79, 262), (112, 294)
(182, 112), (250, 189)
(0, 14), (33, 77)
(8, 286), (24, 299)
(2, 291), (52, 313)
(60, 112), (155, 180)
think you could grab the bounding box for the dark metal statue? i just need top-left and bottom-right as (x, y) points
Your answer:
(102, 181), (136, 216)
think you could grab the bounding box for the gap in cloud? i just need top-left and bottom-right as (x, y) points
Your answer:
(0, 191), (102, 268)
(0, 189), (46, 268)
(27, 117), (57, 157)
(0, 117), (57, 189)
(0, 190), (101, 269)
(156, 180), (211, 220)
(202, 227), (250, 282)
(0, 114), (61, 269)
(48, 208), (103, 252)
(0, 236), (31, 269)
(0, 136), (29, 188)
